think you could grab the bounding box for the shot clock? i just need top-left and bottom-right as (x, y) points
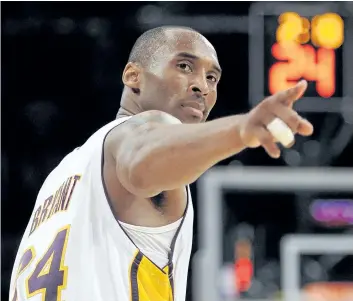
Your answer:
(249, 2), (353, 113)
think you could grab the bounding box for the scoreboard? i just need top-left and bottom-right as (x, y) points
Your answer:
(269, 12), (342, 98)
(249, 2), (353, 113)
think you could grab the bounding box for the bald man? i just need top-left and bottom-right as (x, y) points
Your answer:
(9, 26), (313, 301)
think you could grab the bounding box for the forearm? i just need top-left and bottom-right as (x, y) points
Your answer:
(124, 114), (246, 194)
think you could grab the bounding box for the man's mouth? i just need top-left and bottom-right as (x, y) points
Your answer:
(181, 104), (204, 120)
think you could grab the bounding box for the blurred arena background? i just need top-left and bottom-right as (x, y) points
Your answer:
(2, 1), (353, 301)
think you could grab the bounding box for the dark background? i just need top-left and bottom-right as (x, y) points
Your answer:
(2, 2), (353, 300)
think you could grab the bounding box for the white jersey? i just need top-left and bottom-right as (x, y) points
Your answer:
(9, 117), (194, 301)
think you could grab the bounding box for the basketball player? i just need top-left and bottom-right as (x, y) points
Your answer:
(9, 26), (313, 301)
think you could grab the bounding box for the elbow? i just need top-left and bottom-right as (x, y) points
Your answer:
(124, 155), (161, 198)
(128, 160), (148, 191)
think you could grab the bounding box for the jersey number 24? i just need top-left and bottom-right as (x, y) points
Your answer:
(11, 225), (70, 301)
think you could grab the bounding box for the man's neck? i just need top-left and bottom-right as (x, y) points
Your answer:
(117, 89), (143, 119)
(116, 107), (137, 119)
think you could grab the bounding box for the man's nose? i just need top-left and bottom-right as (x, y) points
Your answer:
(189, 78), (209, 96)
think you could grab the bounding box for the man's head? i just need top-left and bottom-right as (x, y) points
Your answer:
(121, 26), (221, 123)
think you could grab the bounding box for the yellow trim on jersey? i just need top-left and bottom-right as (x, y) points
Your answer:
(129, 251), (174, 301)
(11, 247), (36, 301)
(25, 225), (71, 301)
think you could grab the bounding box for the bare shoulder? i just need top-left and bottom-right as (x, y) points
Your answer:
(102, 110), (183, 214)
(120, 110), (181, 128)
(105, 110), (181, 153)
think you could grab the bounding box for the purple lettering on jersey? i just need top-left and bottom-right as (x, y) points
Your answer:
(59, 177), (71, 211)
(29, 206), (42, 236)
(28, 175), (81, 236)
(53, 183), (65, 214)
(11, 248), (35, 301)
(63, 175), (81, 210)
(18, 248), (35, 274)
(27, 228), (68, 301)
(47, 183), (64, 219)
(39, 196), (53, 224)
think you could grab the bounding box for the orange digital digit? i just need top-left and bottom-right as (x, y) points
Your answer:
(316, 48), (336, 98)
(269, 42), (304, 94)
(270, 12), (339, 98)
(301, 45), (335, 98)
(276, 12), (303, 43)
(269, 43), (335, 98)
(276, 12), (311, 44)
(297, 17), (311, 44)
(312, 13), (344, 49)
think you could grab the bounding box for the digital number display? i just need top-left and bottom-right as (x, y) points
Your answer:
(264, 12), (344, 98)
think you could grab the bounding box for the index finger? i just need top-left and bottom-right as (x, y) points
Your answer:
(275, 80), (308, 107)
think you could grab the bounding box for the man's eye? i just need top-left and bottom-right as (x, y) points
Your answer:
(177, 63), (192, 72)
(207, 75), (217, 83)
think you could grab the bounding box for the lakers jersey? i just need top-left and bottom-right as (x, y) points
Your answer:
(9, 117), (194, 301)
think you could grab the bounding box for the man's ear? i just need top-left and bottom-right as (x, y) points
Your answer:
(122, 62), (142, 92)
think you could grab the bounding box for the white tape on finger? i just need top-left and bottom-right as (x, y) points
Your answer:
(266, 117), (294, 147)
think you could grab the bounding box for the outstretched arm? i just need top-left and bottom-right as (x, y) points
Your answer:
(105, 80), (313, 198)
